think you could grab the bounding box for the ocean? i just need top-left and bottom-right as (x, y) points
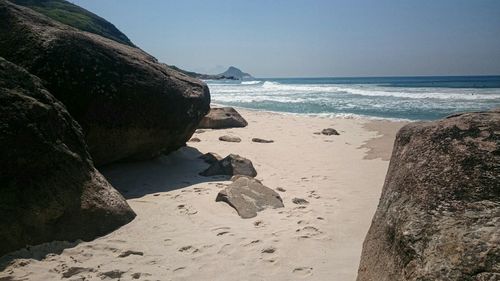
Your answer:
(205, 76), (500, 121)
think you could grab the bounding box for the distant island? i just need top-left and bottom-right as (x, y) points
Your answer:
(168, 65), (254, 80)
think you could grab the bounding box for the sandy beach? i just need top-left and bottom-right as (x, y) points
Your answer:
(0, 109), (407, 281)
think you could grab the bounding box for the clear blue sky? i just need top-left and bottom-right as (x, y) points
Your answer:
(72, 0), (500, 78)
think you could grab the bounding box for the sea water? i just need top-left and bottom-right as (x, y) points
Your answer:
(205, 76), (500, 120)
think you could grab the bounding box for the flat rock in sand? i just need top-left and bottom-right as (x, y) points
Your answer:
(252, 138), (274, 143)
(216, 177), (284, 218)
(199, 107), (248, 129)
(219, 135), (242, 143)
(200, 154), (257, 177)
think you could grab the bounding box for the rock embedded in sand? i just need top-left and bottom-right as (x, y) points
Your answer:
(0, 0), (210, 166)
(189, 137), (201, 142)
(321, 128), (340, 135)
(200, 154), (257, 177)
(216, 177), (284, 218)
(252, 138), (274, 143)
(292, 198), (310, 205)
(0, 57), (135, 256)
(199, 107), (248, 129)
(357, 110), (500, 281)
(219, 135), (242, 142)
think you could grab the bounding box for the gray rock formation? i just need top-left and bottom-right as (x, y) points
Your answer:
(0, 57), (135, 256)
(357, 110), (500, 281)
(216, 177), (284, 218)
(200, 154), (257, 177)
(199, 107), (248, 129)
(219, 135), (242, 143)
(0, 0), (210, 166)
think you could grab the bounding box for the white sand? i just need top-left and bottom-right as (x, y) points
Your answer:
(0, 109), (407, 281)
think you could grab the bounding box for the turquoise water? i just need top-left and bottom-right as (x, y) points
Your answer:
(206, 76), (500, 120)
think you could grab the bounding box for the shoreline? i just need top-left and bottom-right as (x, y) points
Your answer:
(210, 103), (416, 123)
(1, 109), (408, 280)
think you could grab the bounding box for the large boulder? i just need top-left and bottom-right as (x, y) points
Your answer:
(198, 107), (248, 129)
(0, 0), (210, 166)
(200, 154), (257, 177)
(216, 177), (284, 218)
(357, 110), (500, 281)
(0, 57), (135, 256)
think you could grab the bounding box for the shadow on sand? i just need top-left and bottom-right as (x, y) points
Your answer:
(0, 146), (226, 270)
(100, 146), (228, 199)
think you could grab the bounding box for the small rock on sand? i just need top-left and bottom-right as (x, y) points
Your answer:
(219, 135), (241, 142)
(252, 138), (274, 143)
(292, 198), (309, 205)
(189, 137), (201, 142)
(200, 154), (257, 177)
(321, 128), (340, 136)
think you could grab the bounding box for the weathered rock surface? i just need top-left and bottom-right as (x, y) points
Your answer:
(0, 0), (210, 166)
(200, 154), (257, 177)
(216, 177), (284, 218)
(0, 57), (135, 256)
(321, 128), (340, 135)
(252, 138), (274, 143)
(219, 135), (242, 143)
(357, 110), (500, 281)
(199, 107), (248, 129)
(198, 152), (222, 164)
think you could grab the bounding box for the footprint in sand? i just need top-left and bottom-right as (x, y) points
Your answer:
(217, 243), (235, 255)
(193, 187), (208, 195)
(211, 226), (233, 237)
(260, 247), (278, 263)
(293, 266), (313, 277)
(178, 245), (199, 254)
(253, 220), (265, 228)
(243, 239), (262, 247)
(98, 269), (126, 279)
(296, 226), (323, 239)
(131, 272), (151, 279)
(307, 190), (321, 199)
(173, 266), (186, 272)
(261, 247), (276, 254)
(118, 250), (144, 258)
(177, 204), (198, 215)
(61, 266), (95, 278)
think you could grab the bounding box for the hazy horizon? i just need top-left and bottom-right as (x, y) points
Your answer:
(72, 0), (500, 78)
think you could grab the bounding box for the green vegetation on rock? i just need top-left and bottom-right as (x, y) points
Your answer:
(11, 0), (134, 46)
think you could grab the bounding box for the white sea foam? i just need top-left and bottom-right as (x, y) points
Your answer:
(241, 80), (262, 85)
(206, 79), (500, 120)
